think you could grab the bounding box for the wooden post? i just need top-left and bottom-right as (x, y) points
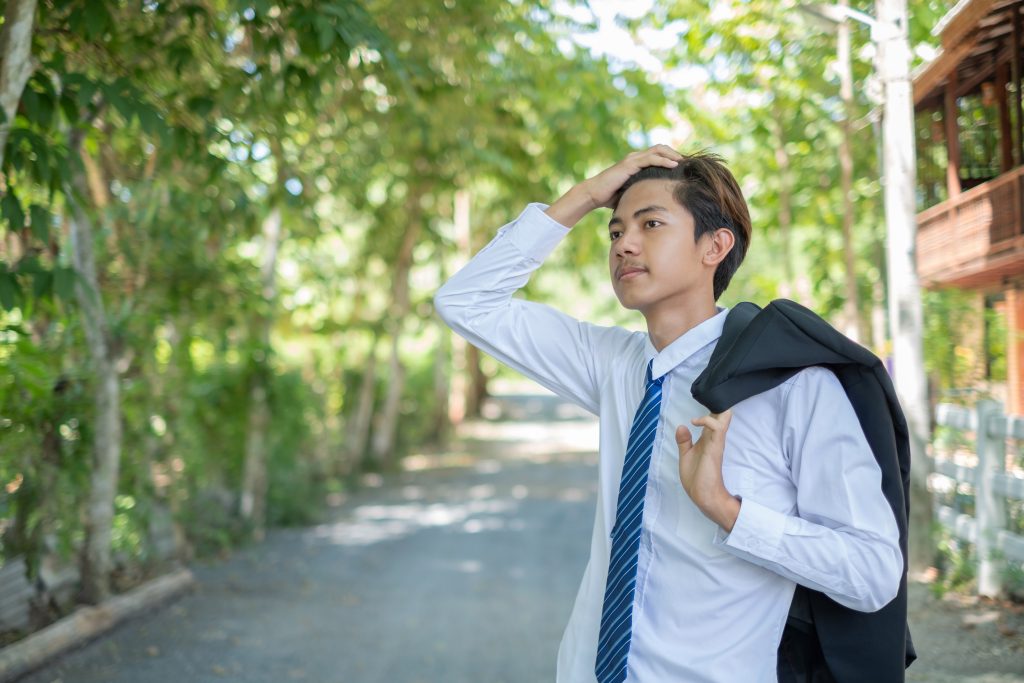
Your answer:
(1013, 6), (1023, 166)
(1005, 286), (1024, 414)
(997, 61), (1014, 173)
(944, 69), (962, 199)
(975, 399), (1007, 597)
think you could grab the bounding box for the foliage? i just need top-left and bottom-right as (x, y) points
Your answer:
(931, 530), (977, 598)
(0, 0), (999, 621)
(0, 0), (664, 597)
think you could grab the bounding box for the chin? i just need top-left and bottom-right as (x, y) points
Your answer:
(613, 293), (644, 311)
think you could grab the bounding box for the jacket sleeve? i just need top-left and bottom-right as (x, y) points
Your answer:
(716, 366), (904, 612)
(433, 203), (633, 415)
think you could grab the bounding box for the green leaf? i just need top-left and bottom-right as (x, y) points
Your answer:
(58, 91), (77, 124)
(104, 86), (133, 123)
(15, 255), (40, 274)
(83, 2), (112, 40)
(2, 191), (25, 230)
(67, 74), (99, 111)
(53, 267), (75, 301)
(318, 21), (336, 52)
(30, 204), (50, 242)
(186, 96), (214, 118)
(137, 105), (164, 137)
(0, 272), (18, 311)
(31, 268), (52, 299)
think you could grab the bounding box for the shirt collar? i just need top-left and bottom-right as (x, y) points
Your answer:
(644, 306), (729, 381)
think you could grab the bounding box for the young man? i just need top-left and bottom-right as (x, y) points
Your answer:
(433, 145), (903, 682)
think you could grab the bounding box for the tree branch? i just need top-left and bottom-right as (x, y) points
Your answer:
(0, 0), (39, 173)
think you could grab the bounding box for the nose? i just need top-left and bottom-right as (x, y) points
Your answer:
(614, 226), (642, 257)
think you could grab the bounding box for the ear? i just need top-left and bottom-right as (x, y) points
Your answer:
(702, 228), (735, 267)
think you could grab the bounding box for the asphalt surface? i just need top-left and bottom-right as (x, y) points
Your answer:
(13, 387), (1024, 683)
(17, 391), (599, 683)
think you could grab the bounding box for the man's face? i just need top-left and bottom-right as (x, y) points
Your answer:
(608, 179), (712, 313)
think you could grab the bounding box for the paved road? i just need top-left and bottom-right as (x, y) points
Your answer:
(15, 388), (1024, 682)
(19, 391), (599, 683)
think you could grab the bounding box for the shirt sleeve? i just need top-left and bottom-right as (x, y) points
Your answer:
(714, 366), (903, 612)
(433, 202), (633, 415)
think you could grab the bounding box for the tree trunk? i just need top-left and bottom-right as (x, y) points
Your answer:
(432, 308), (451, 446)
(348, 333), (378, 472)
(369, 187), (425, 466)
(239, 204), (282, 541)
(446, 189), (471, 425)
(770, 101), (798, 302)
(0, 0), (38, 171)
(370, 331), (405, 467)
(66, 147), (121, 603)
(465, 344), (488, 418)
(837, 9), (863, 343)
(876, 0), (934, 573)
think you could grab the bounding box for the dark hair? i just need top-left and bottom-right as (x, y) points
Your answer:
(614, 150), (752, 300)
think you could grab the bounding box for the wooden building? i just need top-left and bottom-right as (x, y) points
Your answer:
(914, 0), (1024, 410)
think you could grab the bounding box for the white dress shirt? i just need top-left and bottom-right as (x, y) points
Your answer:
(433, 203), (903, 683)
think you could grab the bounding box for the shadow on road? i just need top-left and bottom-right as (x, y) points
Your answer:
(13, 387), (1024, 683)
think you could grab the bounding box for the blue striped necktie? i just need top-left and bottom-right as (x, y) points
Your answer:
(595, 358), (664, 683)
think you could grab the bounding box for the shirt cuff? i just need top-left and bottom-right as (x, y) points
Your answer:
(714, 498), (787, 560)
(504, 203), (571, 262)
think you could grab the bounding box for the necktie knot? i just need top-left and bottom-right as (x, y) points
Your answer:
(645, 359), (663, 387)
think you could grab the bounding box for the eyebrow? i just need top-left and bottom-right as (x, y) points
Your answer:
(608, 205), (669, 229)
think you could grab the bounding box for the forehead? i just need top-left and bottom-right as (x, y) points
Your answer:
(615, 179), (685, 216)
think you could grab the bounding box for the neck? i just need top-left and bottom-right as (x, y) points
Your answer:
(643, 296), (719, 352)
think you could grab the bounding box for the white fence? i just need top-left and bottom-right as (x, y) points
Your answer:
(932, 400), (1024, 596)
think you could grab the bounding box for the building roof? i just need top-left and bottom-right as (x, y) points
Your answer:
(913, 0), (1022, 109)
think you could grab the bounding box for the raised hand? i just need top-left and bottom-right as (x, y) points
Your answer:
(544, 144), (684, 228)
(583, 144), (684, 209)
(675, 409), (741, 532)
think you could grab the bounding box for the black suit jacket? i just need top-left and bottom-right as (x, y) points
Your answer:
(690, 299), (916, 682)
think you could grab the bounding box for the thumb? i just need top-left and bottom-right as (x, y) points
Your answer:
(675, 424), (693, 450)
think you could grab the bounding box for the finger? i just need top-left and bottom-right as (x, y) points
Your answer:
(675, 424), (693, 448)
(691, 414), (726, 434)
(640, 153), (678, 168)
(654, 144), (684, 159)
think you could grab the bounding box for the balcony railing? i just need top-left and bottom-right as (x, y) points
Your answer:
(916, 166), (1024, 289)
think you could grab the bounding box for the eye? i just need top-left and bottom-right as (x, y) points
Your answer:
(645, 219), (662, 229)
(609, 230), (622, 241)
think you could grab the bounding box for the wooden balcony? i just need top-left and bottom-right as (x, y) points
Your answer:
(917, 166), (1024, 289)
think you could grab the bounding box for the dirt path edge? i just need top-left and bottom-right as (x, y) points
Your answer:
(0, 567), (195, 683)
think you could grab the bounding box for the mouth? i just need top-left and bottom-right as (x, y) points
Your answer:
(617, 267), (648, 281)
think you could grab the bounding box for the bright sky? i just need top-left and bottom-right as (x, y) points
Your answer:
(558, 0), (708, 90)
(551, 0), (715, 146)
